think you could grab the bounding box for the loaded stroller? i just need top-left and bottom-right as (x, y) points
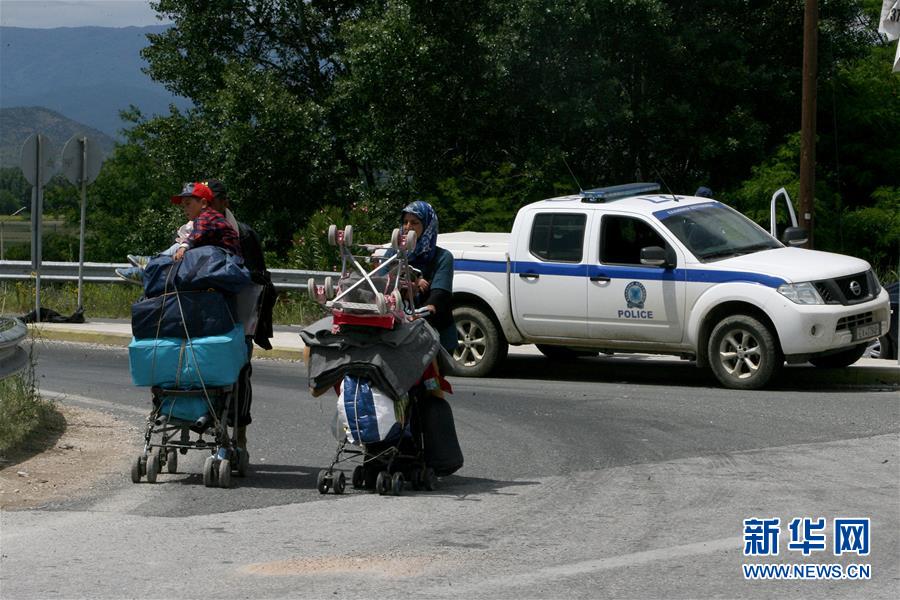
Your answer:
(127, 246), (260, 488)
(303, 224), (462, 496)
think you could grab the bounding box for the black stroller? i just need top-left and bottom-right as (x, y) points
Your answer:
(133, 382), (246, 487)
(303, 224), (462, 496)
(127, 247), (262, 488)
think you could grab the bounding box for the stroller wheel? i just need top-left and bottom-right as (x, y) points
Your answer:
(316, 470), (330, 494)
(203, 455), (217, 487)
(352, 465), (365, 489)
(423, 467), (437, 491)
(333, 472), (346, 495)
(166, 449), (178, 474)
(391, 289), (403, 312)
(410, 468), (423, 491)
(391, 228), (401, 249)
(376, 471), (390, 496)
(307, 278), (316, 302)
(236, 448), (249, 477)
(218, 458), (232, 488)
(364, 466), (379, 490)
(130, 455), (143, 483)
(375, 292), (387, 315)
(405, 229), (417, 252)
(145, 449), (160, 484)
(391, 472), (405, 496)
(324, 276), (334, 300)
(327, 224), (337, 246)
(343, 225), (353, 247)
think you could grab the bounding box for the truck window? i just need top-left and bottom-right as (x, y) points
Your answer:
(529, 213), (586, 262)
(600, 215), (666, 265)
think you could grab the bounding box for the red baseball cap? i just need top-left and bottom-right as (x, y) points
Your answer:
(171, 181), (214, 204)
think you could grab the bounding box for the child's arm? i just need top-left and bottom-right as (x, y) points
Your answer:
(174, 221), (193, 244)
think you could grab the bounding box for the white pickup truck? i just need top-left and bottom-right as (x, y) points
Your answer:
(441, 183), (891, 389)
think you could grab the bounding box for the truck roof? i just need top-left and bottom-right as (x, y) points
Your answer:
(527, 192), (716, 215)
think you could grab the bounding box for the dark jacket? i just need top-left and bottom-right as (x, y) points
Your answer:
(238, 221), (277, 350)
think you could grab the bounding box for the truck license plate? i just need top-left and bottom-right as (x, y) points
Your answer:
(852, 323), (880, 341)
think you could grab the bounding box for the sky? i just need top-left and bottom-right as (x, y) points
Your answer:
(0, 0), (171, 28)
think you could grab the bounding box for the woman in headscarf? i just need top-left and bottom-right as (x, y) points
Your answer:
(401, 200), (457, 353)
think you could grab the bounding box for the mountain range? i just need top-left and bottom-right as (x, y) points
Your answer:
(0, 25), (191, 138)
(0, 106), (116, 170)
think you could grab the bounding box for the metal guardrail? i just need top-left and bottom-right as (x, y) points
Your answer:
(0, 260), (338, 291)
(0, 316), (28, 381)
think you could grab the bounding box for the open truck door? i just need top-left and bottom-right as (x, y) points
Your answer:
(770, 187), (807, 246)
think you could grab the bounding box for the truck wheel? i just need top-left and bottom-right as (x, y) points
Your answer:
(708, 314), (781, 390)
(536, 345), (598, 360)
(809, 343), (867, 368)
(452, 305), (507, 377)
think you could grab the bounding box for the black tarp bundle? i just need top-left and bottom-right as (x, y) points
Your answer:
(20, 307), (85, 324)
(301, 316), (450, 401)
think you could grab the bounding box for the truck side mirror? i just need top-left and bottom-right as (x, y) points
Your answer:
(640, 246), (672, 268)
(781, 227), (808, 247)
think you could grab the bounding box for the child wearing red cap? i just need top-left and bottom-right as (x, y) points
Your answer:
(171, 181), (241, 260)
(116, 182), (241, 283)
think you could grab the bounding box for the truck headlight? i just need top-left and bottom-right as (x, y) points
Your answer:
(868, 270), (882, 296)
(777, 282), (824, 304)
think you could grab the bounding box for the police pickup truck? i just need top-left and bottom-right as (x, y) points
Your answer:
(442, 183), (891, 389)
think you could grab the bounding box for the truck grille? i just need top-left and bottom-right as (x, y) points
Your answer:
(813, 271), (876, 306)
(836, 311), (874, 331)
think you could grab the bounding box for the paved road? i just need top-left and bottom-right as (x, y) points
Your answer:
(1, 341), (898, 598)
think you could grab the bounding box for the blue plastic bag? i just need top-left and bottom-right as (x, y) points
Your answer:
(336, 375), (406, 444)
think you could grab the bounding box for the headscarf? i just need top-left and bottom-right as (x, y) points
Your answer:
(402, 200), (438, 268)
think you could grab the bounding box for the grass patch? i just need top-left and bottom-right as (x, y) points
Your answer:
(1, 281), (325, 326)
(272, 290), (328, 325)
(1, 281), (144, 319)
(0, 366), (65, 461)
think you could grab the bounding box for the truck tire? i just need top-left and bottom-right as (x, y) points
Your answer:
(809, 343), (867, 368)
(452, 305), (507, 377)
(536, 345), (598, 360)
(708, 314), (782, 390)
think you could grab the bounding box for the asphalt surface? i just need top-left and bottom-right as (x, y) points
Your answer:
(1, 341), (898, 598)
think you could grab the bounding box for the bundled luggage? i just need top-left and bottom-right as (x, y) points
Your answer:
(127, 246), (259, 489)
(303, 224), (462, 496)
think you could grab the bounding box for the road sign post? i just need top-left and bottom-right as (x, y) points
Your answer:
(62, 135), (103, 311)
(21, 134), (56, 323)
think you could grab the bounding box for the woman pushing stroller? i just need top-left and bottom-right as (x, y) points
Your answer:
(303, 199), (463, 495)
(397, 201), (457, 354)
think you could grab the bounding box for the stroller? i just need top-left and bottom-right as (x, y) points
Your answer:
(303, 224), (461, 496)
(127, 247), (261, 488)
(307, 223), (418, 318)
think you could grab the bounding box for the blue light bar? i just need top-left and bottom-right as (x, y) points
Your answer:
(581, 182), (661, 203)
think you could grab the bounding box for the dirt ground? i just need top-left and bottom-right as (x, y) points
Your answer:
(0, 404), (138, 510)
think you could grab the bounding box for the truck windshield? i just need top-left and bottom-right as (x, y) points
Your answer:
(656, 202), (781, 262)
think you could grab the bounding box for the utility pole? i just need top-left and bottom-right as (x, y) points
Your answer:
(799, 0), (818, 248)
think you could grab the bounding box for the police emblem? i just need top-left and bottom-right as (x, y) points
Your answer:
(625, 281), (646, 309)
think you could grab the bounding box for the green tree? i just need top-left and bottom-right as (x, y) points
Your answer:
(731, 3), (900, 273)
(141, 1), (363, 254)
(0, 169), (30, 211)
(95, 0), (887, 269)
